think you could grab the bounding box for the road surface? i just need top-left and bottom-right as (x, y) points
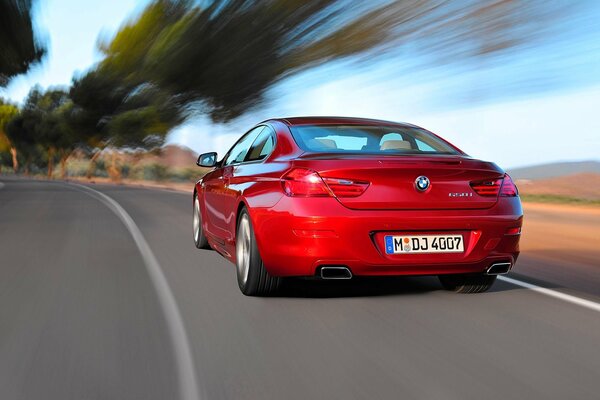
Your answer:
(0, 177), (598, 400)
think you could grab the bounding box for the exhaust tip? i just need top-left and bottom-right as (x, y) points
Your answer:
(486, 262), (511, 275)
(320, 266), (353, 280)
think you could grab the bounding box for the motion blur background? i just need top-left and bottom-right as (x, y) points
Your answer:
(2, 3), (600, 398)
(1, 0), (599, 202)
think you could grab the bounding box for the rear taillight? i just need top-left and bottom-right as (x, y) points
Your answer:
(470, 178), (502, 197)
(281, 168), (332, 197)
(281, 168), (369, 198)
(322, 177), (369, 198)
(499, 174), (518, 197)
(471, 174), (518, 197)
(505, 227), (521, 235)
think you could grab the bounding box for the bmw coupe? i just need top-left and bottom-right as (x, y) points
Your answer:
(193, 117), (522, 296)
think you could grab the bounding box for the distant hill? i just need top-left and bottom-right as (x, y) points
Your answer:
(517, 173), (600, 201)
(508, 161), (600, 180)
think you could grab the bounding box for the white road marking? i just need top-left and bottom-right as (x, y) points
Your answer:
(0, 182), (5, 190)
(498, 276), (600, 313)
(69, 183), (200, 400)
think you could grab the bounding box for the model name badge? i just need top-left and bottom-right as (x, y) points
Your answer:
(448, 192), (473, 197)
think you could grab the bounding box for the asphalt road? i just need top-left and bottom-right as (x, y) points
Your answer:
(1, 177), (599, 400)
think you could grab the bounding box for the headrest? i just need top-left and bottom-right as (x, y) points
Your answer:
(309, 138), (338, 149)
(380, 140), (412, 151)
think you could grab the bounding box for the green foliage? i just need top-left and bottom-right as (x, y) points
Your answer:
(168, 166), (199, 182)
(5, 106), (39, 165)
(0, 98), (19, 152)
(4, 87), (83, 172)
(141, 163), (169, 181)
(0, 151), (12, 168)
(0, 0), (46, 86)
(70, 73), (182, 151)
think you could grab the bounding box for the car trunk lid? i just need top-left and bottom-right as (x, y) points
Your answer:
(294, 154), (503, 210)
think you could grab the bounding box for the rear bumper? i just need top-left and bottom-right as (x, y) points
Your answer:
(250, 196), (523, 277)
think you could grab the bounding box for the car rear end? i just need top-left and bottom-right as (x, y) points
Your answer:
(253, 121), (522, 279)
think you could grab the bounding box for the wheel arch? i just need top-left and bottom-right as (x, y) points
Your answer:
(235, 199), (249, 231)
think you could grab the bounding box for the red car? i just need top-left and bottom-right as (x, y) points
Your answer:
(193, 117), (522, 296)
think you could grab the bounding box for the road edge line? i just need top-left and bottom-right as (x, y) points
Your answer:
(68, 183), (201, 400)
(498, 276), (600, 313)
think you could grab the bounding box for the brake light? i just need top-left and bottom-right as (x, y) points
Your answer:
(322, 177), (369, 198)
(281, 168), (332, 197)
(281, 168), (370, 198)
(471, 174), (519, 197)
(500, 174), (518, 197)
(470, 178), (502, 197)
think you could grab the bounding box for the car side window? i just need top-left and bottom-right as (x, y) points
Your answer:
(246, 126), (275, 162)
(223, 126), (265, 166)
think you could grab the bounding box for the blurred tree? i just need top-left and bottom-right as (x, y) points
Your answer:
(36, 89), (72, 177)
(4, 87), (80, 177)
(70, 71), (183, 179)
(0, 98), (20, 171)
(23, 88), (62, 177)
(74, 0), (569, 131)
(92, 0), (400, 122)
(53, 100), (84, 178)
(5, 87), (45, 174)
(0, 0), (46, 86)
(5, 110), (38, 174)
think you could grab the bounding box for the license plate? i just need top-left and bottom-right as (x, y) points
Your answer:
(384, 235), (464, 254)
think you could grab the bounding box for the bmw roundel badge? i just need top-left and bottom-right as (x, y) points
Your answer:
(415, 176), (430, 192)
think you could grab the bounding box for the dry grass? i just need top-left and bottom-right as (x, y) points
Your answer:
(516, 173), (600, 201)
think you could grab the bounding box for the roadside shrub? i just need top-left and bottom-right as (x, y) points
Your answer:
(66, 160), (90, 177)
(142, 163), (169, 181)
(121, 164), (131, 178)
(170, 167), (199, 182)
(95, 160), (108, 177)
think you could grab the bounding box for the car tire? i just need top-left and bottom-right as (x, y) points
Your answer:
(193, 195), (210, 249)
(438, 274), (496, 293)
(236, 207), (281, 296)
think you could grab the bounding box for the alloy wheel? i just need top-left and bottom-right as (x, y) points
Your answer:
(193, 198), (200, 243)
(236, 214), (251, 285)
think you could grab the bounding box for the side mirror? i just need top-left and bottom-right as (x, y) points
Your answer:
(197, 152), (218, 168)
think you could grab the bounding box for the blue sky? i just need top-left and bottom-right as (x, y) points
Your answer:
(1, 0), (599, 169)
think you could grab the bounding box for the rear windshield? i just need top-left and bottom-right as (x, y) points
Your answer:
(289, 124), (461, 155)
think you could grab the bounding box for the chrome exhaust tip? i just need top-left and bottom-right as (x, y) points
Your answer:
(486, 262), (512, 275)
(320, 266), (353, 280)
